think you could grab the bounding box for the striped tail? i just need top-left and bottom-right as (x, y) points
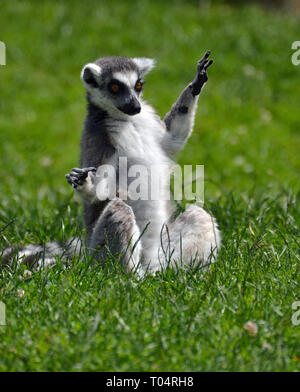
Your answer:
(1, 237), (83, 268)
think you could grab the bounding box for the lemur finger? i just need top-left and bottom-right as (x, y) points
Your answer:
(72, 167), (96, 173)
(197, 50), (211, 70)
(71, 168), (88, 176)
(69, 173), (80, 181)
(67, 174), (80, 183)
(65, 175), (76, 187)
(86, 167), (97, 172)
(70, 170), (89, 182)
(200, 50), (211, 62)
(69, 174), (85, 186)
(65, 174), (72, 182)
(204, 59), (213, 70)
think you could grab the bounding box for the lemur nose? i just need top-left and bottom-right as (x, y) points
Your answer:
(119, 98), (141, 116)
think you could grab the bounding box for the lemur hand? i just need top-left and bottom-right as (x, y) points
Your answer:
(65, 167), (96, 189)
(190, 50), (213, 96)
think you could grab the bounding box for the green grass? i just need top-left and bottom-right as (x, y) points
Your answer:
(0, 0), (299, 371)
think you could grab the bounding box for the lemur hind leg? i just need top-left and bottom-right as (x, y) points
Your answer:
(155, 205), (221, 273)
(89, 198), (143, 274)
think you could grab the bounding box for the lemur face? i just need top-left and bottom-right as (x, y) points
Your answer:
(81, 56), (155, 117)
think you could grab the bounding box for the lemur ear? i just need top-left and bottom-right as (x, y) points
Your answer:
(80, 63), (102, 88)
(132, 58), (156, 77)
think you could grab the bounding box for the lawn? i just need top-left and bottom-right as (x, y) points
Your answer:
(0, 0), (299, 371)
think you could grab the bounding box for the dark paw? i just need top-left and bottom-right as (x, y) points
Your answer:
(65, 167), (96, 189)
(190, 50), (214, 96)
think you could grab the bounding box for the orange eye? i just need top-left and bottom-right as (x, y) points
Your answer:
(111, 84), (120, 93)
(135, 81), (142, 91)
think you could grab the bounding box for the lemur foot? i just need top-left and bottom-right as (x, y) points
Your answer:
(190, 50), (213, 96)
(65, 167), (96, 189)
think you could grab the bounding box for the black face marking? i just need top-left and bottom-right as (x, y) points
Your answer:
(107, 79), (128, 95)
(117, 96), (141, 116)
(178, 105), (188, 114)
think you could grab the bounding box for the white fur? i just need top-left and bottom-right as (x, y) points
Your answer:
(132, 58), (156, 77)
(156, 205), (220, 272)
(162, 96), (199, 155)
(97, 101), (172, 266)
(112, 71), (139, 89)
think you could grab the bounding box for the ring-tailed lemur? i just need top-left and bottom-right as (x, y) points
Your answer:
(2, 51), (221, 274)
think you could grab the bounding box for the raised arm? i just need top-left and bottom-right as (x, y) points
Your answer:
(162, 50), (213, 156)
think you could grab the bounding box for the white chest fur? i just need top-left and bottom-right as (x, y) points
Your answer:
(108, 105), (167, 162)
(105, 104), (173, 264)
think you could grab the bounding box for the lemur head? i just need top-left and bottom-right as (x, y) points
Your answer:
(81, 56), (155, 117)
